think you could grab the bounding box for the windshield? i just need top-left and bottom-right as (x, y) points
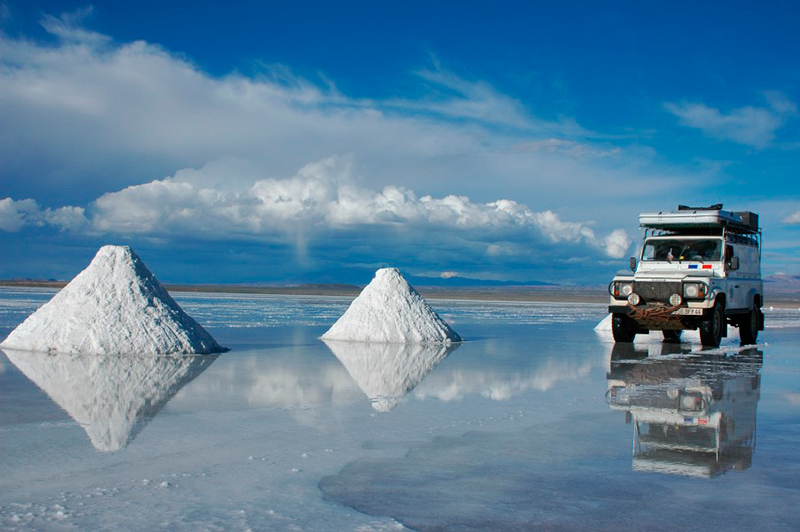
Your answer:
(642, 238), (721, 262)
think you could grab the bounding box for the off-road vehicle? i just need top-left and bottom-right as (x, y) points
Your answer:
(608, 204), (764, 347)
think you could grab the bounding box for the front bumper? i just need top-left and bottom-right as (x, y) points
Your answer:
(609, 303), (713, 331)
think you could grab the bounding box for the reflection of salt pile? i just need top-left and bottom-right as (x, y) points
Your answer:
(3, 349), (217, 451)
(323, 340), (457, 411)
(321, 268), (461, 344)
(0, 245), (224, 355)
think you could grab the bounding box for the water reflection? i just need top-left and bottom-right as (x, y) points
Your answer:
(322, 340), (458, 411)
(3, 349), (217, 452)
(606, 343), (762, 478)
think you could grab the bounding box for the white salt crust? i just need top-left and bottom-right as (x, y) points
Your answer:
(321, 267), (461, 344)
(0, 245), (224, 355)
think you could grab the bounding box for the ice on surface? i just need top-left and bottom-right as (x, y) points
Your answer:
(0, 245), (225, 355)
(321, 268), (461, 344)
(323, 339), (457, 411)
(3, 348), (217, 451)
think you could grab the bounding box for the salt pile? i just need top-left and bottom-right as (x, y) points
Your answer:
(0, 245), (225, 355)
(321, 268), (462, 344)
(323, 340), (457, 411)
(3, 349), (217, 451)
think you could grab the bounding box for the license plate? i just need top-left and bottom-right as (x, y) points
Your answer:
(672, 308), (704, 316)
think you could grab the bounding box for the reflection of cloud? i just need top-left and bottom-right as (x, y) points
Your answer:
(245, 365), (360, 409)
(324, 340), (456, 411)
(414, 357), (595, 402)
(4, 349), (216, 451)
(783, 392), (800, 405)
(173, 341), (590, 416)
(170, 352), (363, 413)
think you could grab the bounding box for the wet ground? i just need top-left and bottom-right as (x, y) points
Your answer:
(1, 287), (799, 531)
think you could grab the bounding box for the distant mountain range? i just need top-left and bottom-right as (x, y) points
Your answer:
(764, 274), (800, 293)
(282, 267), (553, 288)
(5, 272), (798, 294)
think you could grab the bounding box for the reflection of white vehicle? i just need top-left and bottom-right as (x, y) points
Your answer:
(608, 204), (764, 347)
(606, 345), (762, 478)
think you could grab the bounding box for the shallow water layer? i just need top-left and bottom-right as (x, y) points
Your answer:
(1, 288), (799, 531)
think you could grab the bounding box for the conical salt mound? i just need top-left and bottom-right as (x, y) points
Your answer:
(3, 348), (217, 451)
(0, 245), (225, 355)
(321, 268), (462, 344)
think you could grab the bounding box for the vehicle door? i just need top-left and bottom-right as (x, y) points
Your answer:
(725, 243), (748, 310)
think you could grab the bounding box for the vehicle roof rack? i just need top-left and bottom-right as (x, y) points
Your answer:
(640, 205), (759, 234)
(678, 204), (723, 211)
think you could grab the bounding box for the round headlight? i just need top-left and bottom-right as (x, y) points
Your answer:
(681, 395), (699, 410)
(621, 283), (633, 297)
(628, 293), (641, 305)
(669, 293), (682, 306)
(684, 284), (699, 298)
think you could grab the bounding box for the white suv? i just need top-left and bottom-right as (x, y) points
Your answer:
(608, 205), (764, 347)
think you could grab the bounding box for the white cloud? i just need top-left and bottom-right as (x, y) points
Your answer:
(784, 211), (800, 224)
(764, 91), (798, 115)
(603, 229), (633, 259)
(39, 7), (109, 45)
(1, 157), (631, 261)
(664, 93), (796, 148)
(44, 206), (90, 232)
(0, 13), (696, 225)
(512, 138), (622, 158)
(86, 158), (631, 258)
(0, 198), (88, 232)
(0, 198), (42, 232)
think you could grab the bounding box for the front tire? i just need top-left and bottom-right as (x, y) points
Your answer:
(739, 307), (760, 345)
(700, 301), (724, 348)
(662, 330), (682, 343)
(612, 314), (637, 343)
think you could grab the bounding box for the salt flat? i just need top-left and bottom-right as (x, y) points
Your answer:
(1, 288), (799, 531)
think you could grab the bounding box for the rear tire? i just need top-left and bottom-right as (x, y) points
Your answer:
(612, 314), (637, 343)
(662, 330), (682, 343)
(739, 307), (760, 346)
(700, 301), (724, 348)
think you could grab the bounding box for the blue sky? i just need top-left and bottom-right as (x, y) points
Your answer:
(1, 1), (799, 285)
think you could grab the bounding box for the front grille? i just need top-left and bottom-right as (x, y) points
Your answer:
(634, 281), (681, 303)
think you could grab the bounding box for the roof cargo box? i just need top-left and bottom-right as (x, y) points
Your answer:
(639, 206), (759, 234)
(734, 211), (759, 232)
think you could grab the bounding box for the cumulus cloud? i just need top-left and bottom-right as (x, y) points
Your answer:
(664, 93), (797, 148)
(603, 229), (633, 259)
(0, 198), (89, 233)
(88, 158), (630, 258)
(0, 198), (42, 232)
(45, 206), (90, 232)
(1, 158), (631, 270)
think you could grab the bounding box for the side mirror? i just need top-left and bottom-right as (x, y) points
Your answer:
(730, 256), (740, 271)
(629, 257), (637, 271)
